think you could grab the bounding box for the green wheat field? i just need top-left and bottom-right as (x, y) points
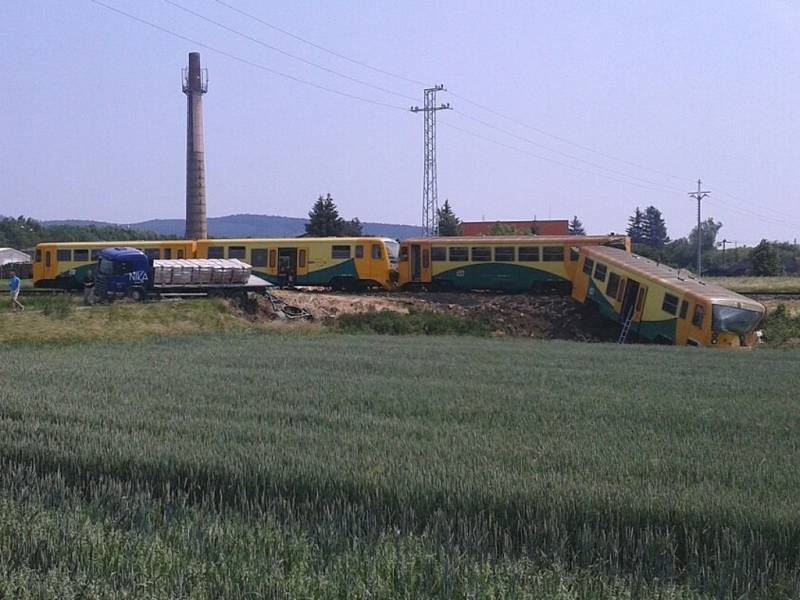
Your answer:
(1, 332), (798, 598)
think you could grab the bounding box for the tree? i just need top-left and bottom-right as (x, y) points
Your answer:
(340, 217), (363, 236)
(568, 216), (585, 236)
(626, 207), (646, 244)
(530, 218), (540, 235)
(641, 206), (669, 248)
(436, 200), (462, 236)
(489, 221), (518, 236)
(688, 217), (722, 252)
(750, 239), (780, 276)
(305, 194), (344, 236)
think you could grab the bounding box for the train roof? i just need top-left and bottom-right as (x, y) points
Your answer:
(583, 246), (764, 312)
(402, 235), (628, 244)
(35, 240), (193, 248)
(196, 237), (394, 244)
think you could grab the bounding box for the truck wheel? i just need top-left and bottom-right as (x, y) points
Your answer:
(129, 287), (146, 302)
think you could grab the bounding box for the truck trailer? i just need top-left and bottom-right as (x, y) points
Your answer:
(93, 247), (271, 302)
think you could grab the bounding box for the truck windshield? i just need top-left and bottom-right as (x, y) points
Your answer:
(712, 305), (762, 334)
(99, 258), (114, 275)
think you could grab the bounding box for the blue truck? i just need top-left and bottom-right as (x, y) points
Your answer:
(93, 247), (271, 303)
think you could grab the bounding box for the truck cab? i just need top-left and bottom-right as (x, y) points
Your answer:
(95, 247), (152, 301)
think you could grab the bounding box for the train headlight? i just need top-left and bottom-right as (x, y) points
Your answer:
(711, 333), (719, 344)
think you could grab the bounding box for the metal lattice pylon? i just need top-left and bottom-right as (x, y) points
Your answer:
(411, 86), (451, 236)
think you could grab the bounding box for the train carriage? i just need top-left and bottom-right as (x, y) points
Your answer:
(33, 240), (196, 289)
(397, 235), (630, 292)
(195, 237), (399, 290)
(572, 246), (765, 348)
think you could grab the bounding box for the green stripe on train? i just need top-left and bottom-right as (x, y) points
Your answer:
(255, 259), (359, 286)
(432, 263), (568, 291)
(587, 279), (676, 342)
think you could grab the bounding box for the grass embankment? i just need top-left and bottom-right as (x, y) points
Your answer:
(707, 276), (800, 294)
(0, 335), (798, 598)
(0, 298), (251, 344)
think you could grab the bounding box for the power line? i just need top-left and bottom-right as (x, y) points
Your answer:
(447, 90), (686, 182)
(212, 0), (428, 87)
(440, 121), (689, 197)
(161, 0), (418, 102)
(452, 108), (686, 194)
(89, 0), (408, 111)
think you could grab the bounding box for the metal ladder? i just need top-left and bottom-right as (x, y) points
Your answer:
(617, 307), (635, 344)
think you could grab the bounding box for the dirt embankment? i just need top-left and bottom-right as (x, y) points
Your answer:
(268, 289), (620, 342)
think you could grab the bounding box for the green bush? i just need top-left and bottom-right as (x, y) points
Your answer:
(761, 303), (800, 346)
(41, 295), (74, 319)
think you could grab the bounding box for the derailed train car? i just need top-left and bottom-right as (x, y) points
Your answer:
(572, 246), (765, 348)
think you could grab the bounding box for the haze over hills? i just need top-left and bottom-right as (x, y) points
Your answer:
(44, 214), (423, 240)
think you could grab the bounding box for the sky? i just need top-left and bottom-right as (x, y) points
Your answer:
(1, 1), (799, 244)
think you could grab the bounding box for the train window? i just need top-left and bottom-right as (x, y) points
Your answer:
(692, 304), (705, 328)
(45, 252), (51, 267)
(542, 246), (564, 262)
(662, 293), (679, 316)
(371, 244), (382, 259)
(299, 249), (307, 268)
(519, 247), (540, 261)
(251, 249), (268, 268)
(163, 249), (172, 260)
(679, 299), (689, 319)
(269, 249), (277, 268)
(228, 246), (246, 260)
(636, 288), (645, 312)
(208, 246), (224, 259)
(593, 263), (607, 282)
(422, 249), (430, 269)
(607, 273), (621, 298)
(177, 250), (185, 259)
(57, 249), (71, 262)
(471, 247), (491, 262)
(355, 245), (364, 259)
(144, 249), (160, 260)
(35, 249), (41, 263)
(400, 246), (409, 262)
(570, 248), (579, 261)
(332, 245), (351, 259)
(449, 247), (468, 261)
(73, 249), (89, 262)
(494, 247), (515, 262)
(582, 257), (594, 275)
(431, 246), (447, 261)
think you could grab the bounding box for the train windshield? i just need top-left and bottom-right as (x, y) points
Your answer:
(384, 240), (399, 265)
(712, 305), (762, 334)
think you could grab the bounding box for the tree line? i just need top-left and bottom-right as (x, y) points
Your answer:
(0, 216), (174, 250)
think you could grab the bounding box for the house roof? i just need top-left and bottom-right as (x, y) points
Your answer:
(0, 248), (32, 266)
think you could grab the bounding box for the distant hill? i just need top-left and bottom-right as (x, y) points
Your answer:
(45, 214), (423, 240)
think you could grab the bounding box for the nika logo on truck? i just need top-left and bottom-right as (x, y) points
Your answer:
(128, 271), (149, 283)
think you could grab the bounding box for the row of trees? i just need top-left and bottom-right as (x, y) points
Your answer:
(0, 216), (171, 250)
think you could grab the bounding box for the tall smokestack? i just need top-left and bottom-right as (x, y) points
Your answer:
(182, 52), (208, 240)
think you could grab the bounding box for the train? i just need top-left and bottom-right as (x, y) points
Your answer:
(572, 246), (765, 348)
(32, 235), (765, 348)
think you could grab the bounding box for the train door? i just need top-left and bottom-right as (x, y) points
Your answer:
(410, 244), (422, 282)
(278, 247), (297, 285)
(620, 278), (640, 323)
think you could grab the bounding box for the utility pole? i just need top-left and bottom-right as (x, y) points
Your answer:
(688, 179), (711, 277)
(411, 85), (451, 236)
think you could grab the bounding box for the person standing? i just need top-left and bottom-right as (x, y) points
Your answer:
(8, 271), (24, 312)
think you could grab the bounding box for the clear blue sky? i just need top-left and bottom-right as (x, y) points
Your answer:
(2, 0), (798, 244)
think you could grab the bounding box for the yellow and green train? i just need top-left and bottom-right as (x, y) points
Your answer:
(33, 240), (195, 289)
(194, 238), (399, 290)
(572, 246), (765, 348)
(397, 235), (630, 292)
(33, 237), (400, 290)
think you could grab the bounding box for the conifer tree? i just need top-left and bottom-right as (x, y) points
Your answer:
(568, 216), (586, 236)
(436, 200), (462, 236)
